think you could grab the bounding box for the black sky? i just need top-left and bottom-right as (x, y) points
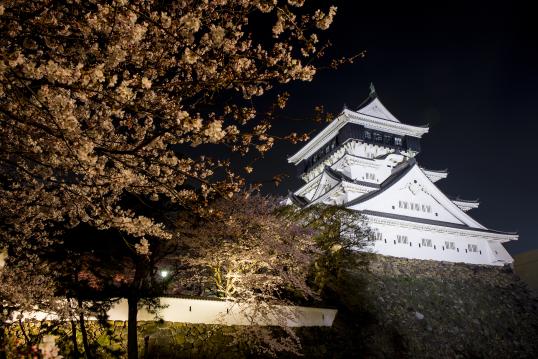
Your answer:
(250, 0), (538, 255)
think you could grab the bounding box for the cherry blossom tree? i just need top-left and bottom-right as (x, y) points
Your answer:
(174, 193), (372, 356)
(0, 0), (344, 261)
(0, 0), (363, 357)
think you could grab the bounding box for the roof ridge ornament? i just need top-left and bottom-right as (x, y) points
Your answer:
(356, 82), (379, 109)
(369, 82), (377, 98)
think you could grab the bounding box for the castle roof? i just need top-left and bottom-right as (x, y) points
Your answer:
(287, 157), (517, 241)
(355, 84), (400, 123)
(288, 87), (429, 165)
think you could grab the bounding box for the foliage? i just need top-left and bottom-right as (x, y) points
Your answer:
(0, 0), (345, 260)
(278, 203), (374, 290)
(5, 320), (126, 358)
(0, 0), (364, 357)
(173, 195), (372, 355)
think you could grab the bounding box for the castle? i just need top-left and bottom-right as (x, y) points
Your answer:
(285, 85), (517, 266)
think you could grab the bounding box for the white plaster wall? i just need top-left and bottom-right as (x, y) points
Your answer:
(364, 222), (510, 266)
(351, 175), (465, 226)
(17, 298), (337, 327)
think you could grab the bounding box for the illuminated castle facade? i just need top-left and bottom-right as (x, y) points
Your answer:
(285, 85), (516, 266)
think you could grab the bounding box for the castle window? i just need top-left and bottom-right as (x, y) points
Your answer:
(421, 238), (433, 247)
(445, 241), (455, 250)
(369, 231), (382, 241)
(398, 201), (432, 213)
(421, 204), (432, 213)
(394, 137), (403, 146)
(374, 132), (383, 142)
(468, 244), (478, 253)
(397, 235), (408, 244)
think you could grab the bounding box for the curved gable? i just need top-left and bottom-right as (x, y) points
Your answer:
(347, 162), (486, 229)
(357, 97), (400, 123)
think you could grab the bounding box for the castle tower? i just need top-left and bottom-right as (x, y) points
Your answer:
(285, 85), (516, 266)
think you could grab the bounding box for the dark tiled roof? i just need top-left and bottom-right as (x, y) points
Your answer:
(451, 197), (479, 204)
(422, 167), (448, 174)
(288, 192), (310, 207)
(324, 166), (380, 189)
(375, 151), (402, 160)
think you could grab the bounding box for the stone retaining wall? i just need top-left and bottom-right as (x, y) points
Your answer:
(326, 253), (538, 358)
(6, 253), (538, 358)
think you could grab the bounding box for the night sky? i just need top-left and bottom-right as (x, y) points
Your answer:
(250, 0), (538, 255)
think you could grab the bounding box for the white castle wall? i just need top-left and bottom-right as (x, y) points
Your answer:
(17, 297), (337, 327)
(364, 221), (512, 266)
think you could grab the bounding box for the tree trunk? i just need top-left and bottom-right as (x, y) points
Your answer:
(78, 300), (91, 358)
(0, 322), (7, 359)
(127, 295), (139, 359)
(70, 320), (79, 359)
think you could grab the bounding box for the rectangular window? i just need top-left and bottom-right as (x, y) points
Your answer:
(397, 235), (408, 244)
(384, 134), (392, 144)
(394, 137), (403, 146)
(421, 238), (432, 247)
(445, 241), (455, 250)
(374, 132), (383, 142)
(397, 201), (433, 213)
(364, 131), (372, 140)
(468, 244), (478, 252)
(369, 231), (382, 241)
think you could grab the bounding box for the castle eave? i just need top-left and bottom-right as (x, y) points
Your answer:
(362, 210), (517, 239)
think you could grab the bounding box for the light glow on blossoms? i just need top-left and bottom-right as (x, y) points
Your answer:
(134, 238), (151, 256)
(0, 0), (351, 264)
(38, 335), (63, 359)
